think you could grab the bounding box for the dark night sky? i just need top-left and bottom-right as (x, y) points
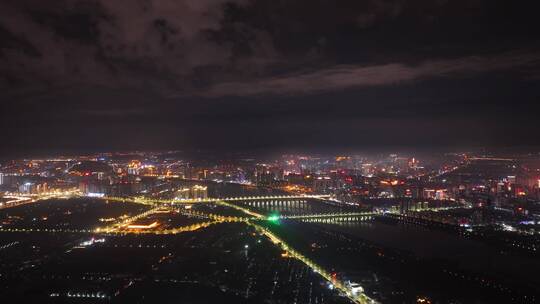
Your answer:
(1, 0), (539, 156)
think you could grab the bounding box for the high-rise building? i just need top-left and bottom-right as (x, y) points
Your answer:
(174, 185), (208, 200)
(191, 185), (208, 200)
(19, 182), (36, 194)
(313, 176), (332, 193)
(36, 183), (48, 194)
(127, 160), (141, 175)
(175, 188), (191, 200)
(0, 172), (4, 185)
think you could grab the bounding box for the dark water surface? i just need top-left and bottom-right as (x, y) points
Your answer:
(318, 220), (540, 285)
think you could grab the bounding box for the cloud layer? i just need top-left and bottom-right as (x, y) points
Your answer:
(203, 51), (540, 96)
(1, 0), (539, 155)
(2, 0), (538, 99)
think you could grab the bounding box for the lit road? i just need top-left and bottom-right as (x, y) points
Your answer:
(247, 221), (376, 304)
(214, 200), (265, 219)
(0, 220), (222, 236)
(95, 206), (165, 233)
(0, 190), (81, 210)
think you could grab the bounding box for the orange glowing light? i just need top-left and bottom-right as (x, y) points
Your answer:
(127, 221), (159, 229)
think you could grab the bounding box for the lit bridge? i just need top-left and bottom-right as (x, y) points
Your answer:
(100, 194), (332, 205)
(228, 198), (376, 223)
(220, 194), (331, 201)
(280, 212), (376, 221)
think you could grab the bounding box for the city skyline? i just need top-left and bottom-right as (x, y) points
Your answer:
(1, 151), (539, 303)
(1, 1), (540, 303)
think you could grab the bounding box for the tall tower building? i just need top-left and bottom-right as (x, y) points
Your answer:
(191, 185), (208, 200)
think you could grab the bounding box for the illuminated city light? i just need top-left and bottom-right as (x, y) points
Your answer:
(127, 221), (159, 229)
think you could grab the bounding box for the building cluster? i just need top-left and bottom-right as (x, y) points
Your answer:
(1, 151), (539, 224)
(174, 185), (208, 200)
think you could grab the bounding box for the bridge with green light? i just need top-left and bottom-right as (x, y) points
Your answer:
(264, 212), (376, 223)
(280, 212), (376, 220)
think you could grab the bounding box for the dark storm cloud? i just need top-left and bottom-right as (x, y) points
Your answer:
(0, 0), (539, 155)
(2, 0), (538, 97)
(0, 0), (254, 94)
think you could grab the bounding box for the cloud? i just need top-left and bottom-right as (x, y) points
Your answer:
(1, 0), (539, 101)
(0, 0), (447, 96)
(201, 50), (540, 97)
(0, 0), (253, 94)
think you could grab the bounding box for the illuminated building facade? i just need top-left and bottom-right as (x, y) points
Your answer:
(313, 176), (332, 193)
(191, 185), (208, 200)
(174, 185), (208, 200)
